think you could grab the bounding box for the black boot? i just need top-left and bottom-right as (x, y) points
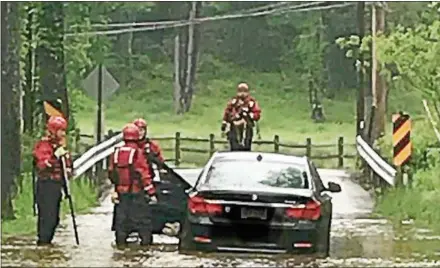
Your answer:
(139, 230), (153, 246)
(115, 231), (128, 247)
(36, 240), (52, 246)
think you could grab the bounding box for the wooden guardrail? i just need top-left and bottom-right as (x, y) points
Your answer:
(73, 129), (357, 168)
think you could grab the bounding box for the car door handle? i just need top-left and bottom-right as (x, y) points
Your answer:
(161, 190), (170, 195)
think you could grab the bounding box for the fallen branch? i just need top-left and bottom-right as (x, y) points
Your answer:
(422, 99), (440, 143)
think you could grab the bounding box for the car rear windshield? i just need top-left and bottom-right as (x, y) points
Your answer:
(204, 159), (308, 189)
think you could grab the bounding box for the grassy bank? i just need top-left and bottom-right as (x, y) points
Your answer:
(76, 62), (358, 142)
(374, 120), (440, 232)
(74, 60), (424, 168)
(1, 174), (98, 238)
(375, 162), (440, 232)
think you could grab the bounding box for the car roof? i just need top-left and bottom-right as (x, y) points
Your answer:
(212, 151), (308, 165)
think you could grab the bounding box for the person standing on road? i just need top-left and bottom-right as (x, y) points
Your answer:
(221, 82), (262, 151)
(133, 118), (166, 179)
(108, 123), (157, 246)
(32, 116), (72, 246)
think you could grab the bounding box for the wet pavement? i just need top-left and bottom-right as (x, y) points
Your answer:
(2, 168), (440, 267)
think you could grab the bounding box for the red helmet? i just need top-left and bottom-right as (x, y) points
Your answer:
(122, 123), (140, 141)
(133, 118), (147, 129)
(47, 116), (67, 134)
(237, 82), (249, 92)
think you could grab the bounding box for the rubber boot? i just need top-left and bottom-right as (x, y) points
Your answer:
(139, 230), (153, 246)
(115, 231), (128, 247)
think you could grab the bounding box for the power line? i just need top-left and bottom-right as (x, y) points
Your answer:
(87, 19), (186, 29)
(65, 2), (355, 38)
(81, 2), (300, 29)
(228, 1), (296, 14)
(273, 2), (357, 16)
(66, 2), (324, 36)
(85, 2), (295, 29)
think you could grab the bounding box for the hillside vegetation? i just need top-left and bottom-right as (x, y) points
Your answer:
(75, 58), (424, 143)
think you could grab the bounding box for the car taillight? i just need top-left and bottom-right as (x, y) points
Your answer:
(285, 200), (321, 220)
(188, 196), (223, 215)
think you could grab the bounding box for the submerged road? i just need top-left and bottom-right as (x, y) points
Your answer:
(2, 168), (440, 267)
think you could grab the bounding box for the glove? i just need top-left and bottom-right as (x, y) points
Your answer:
(241, 109), (253, 120)
(149, 195), (158, 204)
(44, 159), (53, 168)
(54, 147), (68, 159)
(221, 123), (227, 132)
(111, 189), (119, 204)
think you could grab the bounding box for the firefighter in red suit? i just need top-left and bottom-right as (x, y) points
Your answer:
(133, 118), (166, 179)
(221, 82), (262, 151)
(108, 123), (157, 246)
(32, 116), (72, 246)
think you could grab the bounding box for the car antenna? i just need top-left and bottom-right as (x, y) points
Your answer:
(256, 154), (263, 162)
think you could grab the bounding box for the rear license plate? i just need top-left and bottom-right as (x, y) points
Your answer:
(241, 207), (268, 220)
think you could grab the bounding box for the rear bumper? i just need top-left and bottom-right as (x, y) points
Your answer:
(184, 216), (322, 253)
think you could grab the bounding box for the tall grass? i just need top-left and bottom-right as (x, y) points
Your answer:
(1, 174), (98, 237)
(375, 161), (440, 231)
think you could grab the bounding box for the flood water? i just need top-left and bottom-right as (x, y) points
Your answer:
(2, 169), (440, 267)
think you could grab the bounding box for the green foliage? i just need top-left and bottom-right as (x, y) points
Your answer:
(57, 1), (363, 96)
(375, 158), (440, 231)
(335, 34), (372, 73)
(333, 3), (440, 231)
(375, 3), (440, 103)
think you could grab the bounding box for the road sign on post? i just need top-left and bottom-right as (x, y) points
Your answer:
(43, 98), (67, 146)
(82, 64), (120, 145)
(82, 64), (119, 178)
(392, 112), (411, 167)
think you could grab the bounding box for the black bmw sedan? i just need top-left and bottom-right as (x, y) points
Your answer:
(176, 151), (341, 256)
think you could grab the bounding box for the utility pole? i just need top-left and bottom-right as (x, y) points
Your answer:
(173, 34), (181, 114)
(356, 1), (365, 137)
(371, 2), (387, 141)
(183, 1), (196, 112)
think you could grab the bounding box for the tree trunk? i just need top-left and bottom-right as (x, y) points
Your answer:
(182, 1), (197, 113)
(174, 35), (182, 114)
(36, 2), (69, 121)
(185, 1), (202, 113)
(356, 1), (366, 137)
(114, 7), (133, 88)
(1, 1), (22, 219)
(371, 3), (387, 141)
(23, 3), (35, 134)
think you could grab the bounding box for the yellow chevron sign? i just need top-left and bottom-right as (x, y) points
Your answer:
(43, 100), (67, 146)
(43, 101), (64, 118)
(392, 113), (411, 166)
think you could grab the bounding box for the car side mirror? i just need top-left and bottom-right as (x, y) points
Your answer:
(326, 182), (341, 193)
